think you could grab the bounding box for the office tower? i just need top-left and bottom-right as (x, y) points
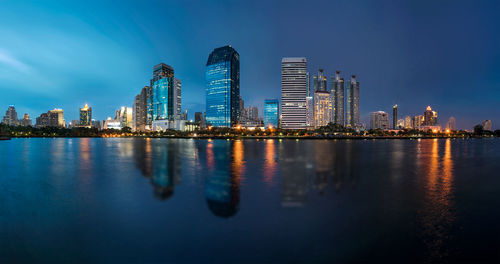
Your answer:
(332, 71), (344, 126)
(247, 106), (259, 121)
(397, 119), (405, 128)
(2, 105), (18, 126)
(393, 104), (398, 129)
(346, 75), (360, 128)
(116, 106), (133, 128)
(314, 91), (332, 128)
(446, 117), (456, 130)
(48, 109), (65, 127)
(182, 109), (188, 120)
(281, 57), (307, 129)
(482, 120), (492, 131)
(404, 115), (412, 129)
(21, 113), (31, 126)
(195, 112), (204, 123)
(133, 86), (148, 132)
(174, 78), (182, 120)
(35, 113), (49, 127)
(313, 69), (327, 92)
(79, 104), (92, 127)
(423, 106), (438, 126)
(150, 63), (175, 121)
(412, 115), (424, 129)
(370, 111), (389, 130)
(264, 99), (279, 128)
(306, 96), (314, 128)
(205, 45), (240, 127)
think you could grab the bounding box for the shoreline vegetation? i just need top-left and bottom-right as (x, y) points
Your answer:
(1, 123), (499, 139)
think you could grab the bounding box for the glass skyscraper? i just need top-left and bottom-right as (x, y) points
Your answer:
(346, 75), (360, 128)
(332, 71), (344, 126)
(205, 45), (240, 127)
(264, 99), (279, 128)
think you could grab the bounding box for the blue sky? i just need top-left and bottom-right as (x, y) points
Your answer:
(0, 0), (499, 129)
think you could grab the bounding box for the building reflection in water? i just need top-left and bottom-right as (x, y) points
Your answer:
(313, 141), (331, 195)
(132, 139), (182, 200)
(205, 140), (243, 218)
(418, 139), (455, 262)
(263, 139), (277, 187)
(280, 141), (310, 207)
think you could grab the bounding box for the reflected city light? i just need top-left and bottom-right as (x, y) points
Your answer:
(263, 139), (277, 186)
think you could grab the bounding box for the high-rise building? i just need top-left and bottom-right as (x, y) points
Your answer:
(21, 113), (31, 126)
(397, 119), (405, 128)
(393, 104), (398, 129)
(345, 75), (360, 128)
(281, 57), (307, 129)
(133, 86), (148, 132)
(116, 106), (133, 128)
(150, 63), (175, 121)
(79, 104), (92, 127)
(264, 99), (279, 128)
(482, 120), (492, 131)
(35, 113), (49, 127)
(313, 69), (327, 92)
(370, 111), (389, 130)
(2, 105), (18, 126)
(173, 78), (182, 120)
(194, 112), (204, 125)
(332, 71), (344, 126)
(36, 109), (65, 128)
(205, 45), (240, 127)
(446, 117), (456, 130)
(423, 106), (438, 126)
(404, 115), (412, 129)
(306, 96), (314, 128)
(412, 115), (424, 129)
(314, 91), (333, 128)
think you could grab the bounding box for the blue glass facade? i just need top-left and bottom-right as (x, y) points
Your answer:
(206, 46), (240, 127)
(152, 78), (171, 120)
(148, 63), (175, 124)
(264, 99), (279, 128)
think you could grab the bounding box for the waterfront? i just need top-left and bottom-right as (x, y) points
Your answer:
(1, 138), (500, 263)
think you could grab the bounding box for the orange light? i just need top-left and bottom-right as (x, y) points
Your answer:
(432, 129), (438, 133)
(445, 129), (450, 133)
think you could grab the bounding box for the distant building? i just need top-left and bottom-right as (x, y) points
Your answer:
(332, 71), (344, 126)
(36, 109), (65, 127)
(104, 117), (121, 130)
(393, 104), (398, 129)
(446, 117), (456, 130)
(412, 115), (424, 130)
(206, 45), (240, 127)
(281, 57), (307, 129)
(264, 99), (279, 128)
(2, 105), (18, 126)
(370, 111), (389, 130)
(404, 115), (412, 129)
(194, 112), (205, 128)
(482, 120), (492, 131)
(397, 119), (405, 128)
(151, 63), (175, 121)
(423, 106), (438, 126)
(305, 96), (314, 128)
(79, 104), (92, 127)
(115, 106), (133, 128)
(20, 113), (31, 126)
(345, 75), (360, 128)
(133, 86), (148, 132)
(174, 78), (182, 120)
(314, 91), (332, 128)
(313, 69), (327, 92)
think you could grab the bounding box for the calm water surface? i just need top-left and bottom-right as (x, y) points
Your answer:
(1, 138), (500, 263)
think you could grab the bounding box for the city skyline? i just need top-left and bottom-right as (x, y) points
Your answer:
(0, 0), (499, 130)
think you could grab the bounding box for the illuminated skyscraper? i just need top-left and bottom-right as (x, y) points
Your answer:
(423, 106), (438, 126)
(281, 57), (307, 129)
(404, 115), (412, 129)
(2, 105), (18, 126)
(133, 86), (148, 132)
(314, 91), (332, 128)
(306, 96), (314, 128)
(346, 75), (360, 128)
(149, 63), (175, 121)
(482, 120), (492, 131)
(116, 106), (133, 128)
(79, 104), (92, 127)
(205, 45), (240, 127)
(332, 71), (344, 126)
(173, 78), (182, 120)
(21, 113), (31, 127)
(446, 117), (456, 130)
(370, 111), (389, 130)
(393, 104), (398, 129)
(264, 99), (279, 128)
(313, 69), (327, 92)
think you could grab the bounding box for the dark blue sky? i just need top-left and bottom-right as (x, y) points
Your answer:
(0, 0), (499, 129)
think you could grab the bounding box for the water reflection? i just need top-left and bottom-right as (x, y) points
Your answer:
(204, 140), (243, 218)
(418, 139), (455, 262)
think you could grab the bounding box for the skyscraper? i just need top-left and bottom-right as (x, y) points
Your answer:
(332, 71), (344, 126)
(305, 96), (314, 128)
(314, 91), (332, 128)
(482, 120), (492, 131)
(21, 113), (31, 127)
(150, 63), (175, 121)
(79, 104), (92, 127)
(205, 45), (240, 127)
(346, 75), (360, 128)
(404, 115), (412, 129)
(133, 86), (148, 132)
(446, 117), (456, 130)
(116, 106), (133, 128)
(2, 105), (18, 126)
(423, 106), (438, 126)
(370, 111), (389, 130)
(264, 99), (279, 128)
(48, 109), (65, 127)
(313, 69), (327, 92)
(393, 104), (398, 129)
(173, 78), (182, 120)
(281, 57), (307, 129)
